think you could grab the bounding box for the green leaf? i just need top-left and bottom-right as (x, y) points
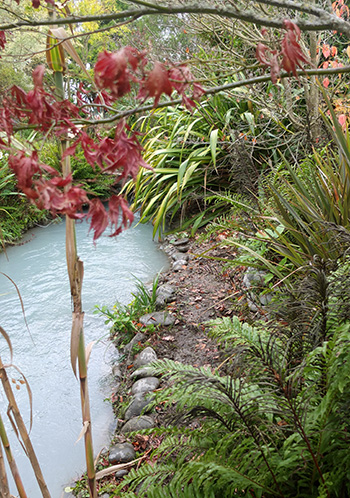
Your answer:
(210, 128), (219, 172)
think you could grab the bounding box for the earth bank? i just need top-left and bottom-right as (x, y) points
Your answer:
(71, 232), (251, 497)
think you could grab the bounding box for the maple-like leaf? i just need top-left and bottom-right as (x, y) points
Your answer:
(168, 66), (204, 109)
(281, 20), (309, 77)
(86, 198), (109, 241)
(108, 195), (134, 237)
(138, 62), (173, 106)
(169, 66), (192, 94)
(256, 43), (280, 83)
(94, 47), (144, 99)
(322, 44), (331, 58)
(8, 151), (41, 190)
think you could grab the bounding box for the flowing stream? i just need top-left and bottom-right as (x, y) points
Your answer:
(0, 216), (169, 497)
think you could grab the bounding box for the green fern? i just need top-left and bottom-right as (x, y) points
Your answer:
(114, 316), (350, 498)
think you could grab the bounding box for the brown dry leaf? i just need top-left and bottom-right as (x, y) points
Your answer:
(50, 27), (96, 86)
(70, 311), (84, 378)
(85, 341), (96, 366)
(76, 420), (90, 443)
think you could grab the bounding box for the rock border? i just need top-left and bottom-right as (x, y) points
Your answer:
(66, 236), (191, 498)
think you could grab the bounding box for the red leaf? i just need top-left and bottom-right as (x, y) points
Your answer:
(108, 195), (134, 237)
(0, 31), (6, 52)
(281, 20), (309, 77)
(32, 65), (45, 87)
(270, 54), (281, 84)
(168, 65), (192, 94)
(192, 82), (205, 100)
(86, 198), (109, 241)
(322, 77), (330, 88)
(168, 65), (202, 108)
(256, 42), (270, 66)
(331, 45), (338, 57)
(256, 43), (281, 83)
(138, 62), (173, 106)
(338, 114), (347, 129)
(94, 47), (144, 99)
(322, 44), (331, 58)
(8, 150), (41, 189)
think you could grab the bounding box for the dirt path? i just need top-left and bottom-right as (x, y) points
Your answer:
(146, 234), (245, 368)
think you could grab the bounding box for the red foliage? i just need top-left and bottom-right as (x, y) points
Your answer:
(0, 48), (205, 240)
(94, 48), (204, 109)
(8, 150), (88, 217)
(108, 195), (134, 237)
(138, 62), (173, 106)
(256, 20), (309, 82)
(281, 20), (309, 77)
(86, 199), (109, 241)
(0, 31), (6, 53)
(63, 124), (151, 179)
(94, 47), (144, 99)
(2, 66), (82, 136)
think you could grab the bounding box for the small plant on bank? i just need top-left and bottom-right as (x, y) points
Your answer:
(94, 273), (160, 344)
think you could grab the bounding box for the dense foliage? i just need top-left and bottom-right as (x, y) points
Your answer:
(1, 1), (350, 498)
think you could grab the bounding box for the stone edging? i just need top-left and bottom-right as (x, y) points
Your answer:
(69, 236), (191, 498)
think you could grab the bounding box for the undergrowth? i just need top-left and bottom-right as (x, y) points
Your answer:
(113, 260), (350, 498)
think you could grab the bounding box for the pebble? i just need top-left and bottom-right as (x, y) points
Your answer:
(112, 364), (122, 379)
(139, 312), (175, 326)
(124, 393), (153, 420)
(120, 415), (155, 434)
(172, 260), (188, 271)
(131, 376), (160, 395)
(130, 366), (157, 379)
(176, 244), (190, 253)
(172, 238), (190, 246)
(156, 284), (175, 306)
(115, 470), (129, 478)
(109, 442), (136, 464)
(134, 346), (157, 368)
(124, 332), (146, 352)
(172, 252), (189, 262)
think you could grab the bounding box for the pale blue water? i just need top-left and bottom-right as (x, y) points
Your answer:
(0, 216), (168, 497)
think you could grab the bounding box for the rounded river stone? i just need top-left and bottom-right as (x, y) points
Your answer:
(139, 312), (175, 326)
(124, 332), (146, 352)
(130, 366), (157, 379)
(131, 376), (160, 395)
(109, 442), (136, 464)
(120, 415), (155, 434)
(172, 260), (188, 271)
(112, 364), (122, 379)
(124, 393), (153, 421)
(134, 347), (157, 368)
(172, 252), (189, 262)
(173, 238), (189, 246)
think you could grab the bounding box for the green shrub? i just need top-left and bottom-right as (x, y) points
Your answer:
(115, 313), (350, 497)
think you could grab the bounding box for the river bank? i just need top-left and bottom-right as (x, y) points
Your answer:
(70, 231), (247, 496)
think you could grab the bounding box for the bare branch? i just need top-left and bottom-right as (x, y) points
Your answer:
(0, 2), (349, 37)
(17, 64), (347, 129)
